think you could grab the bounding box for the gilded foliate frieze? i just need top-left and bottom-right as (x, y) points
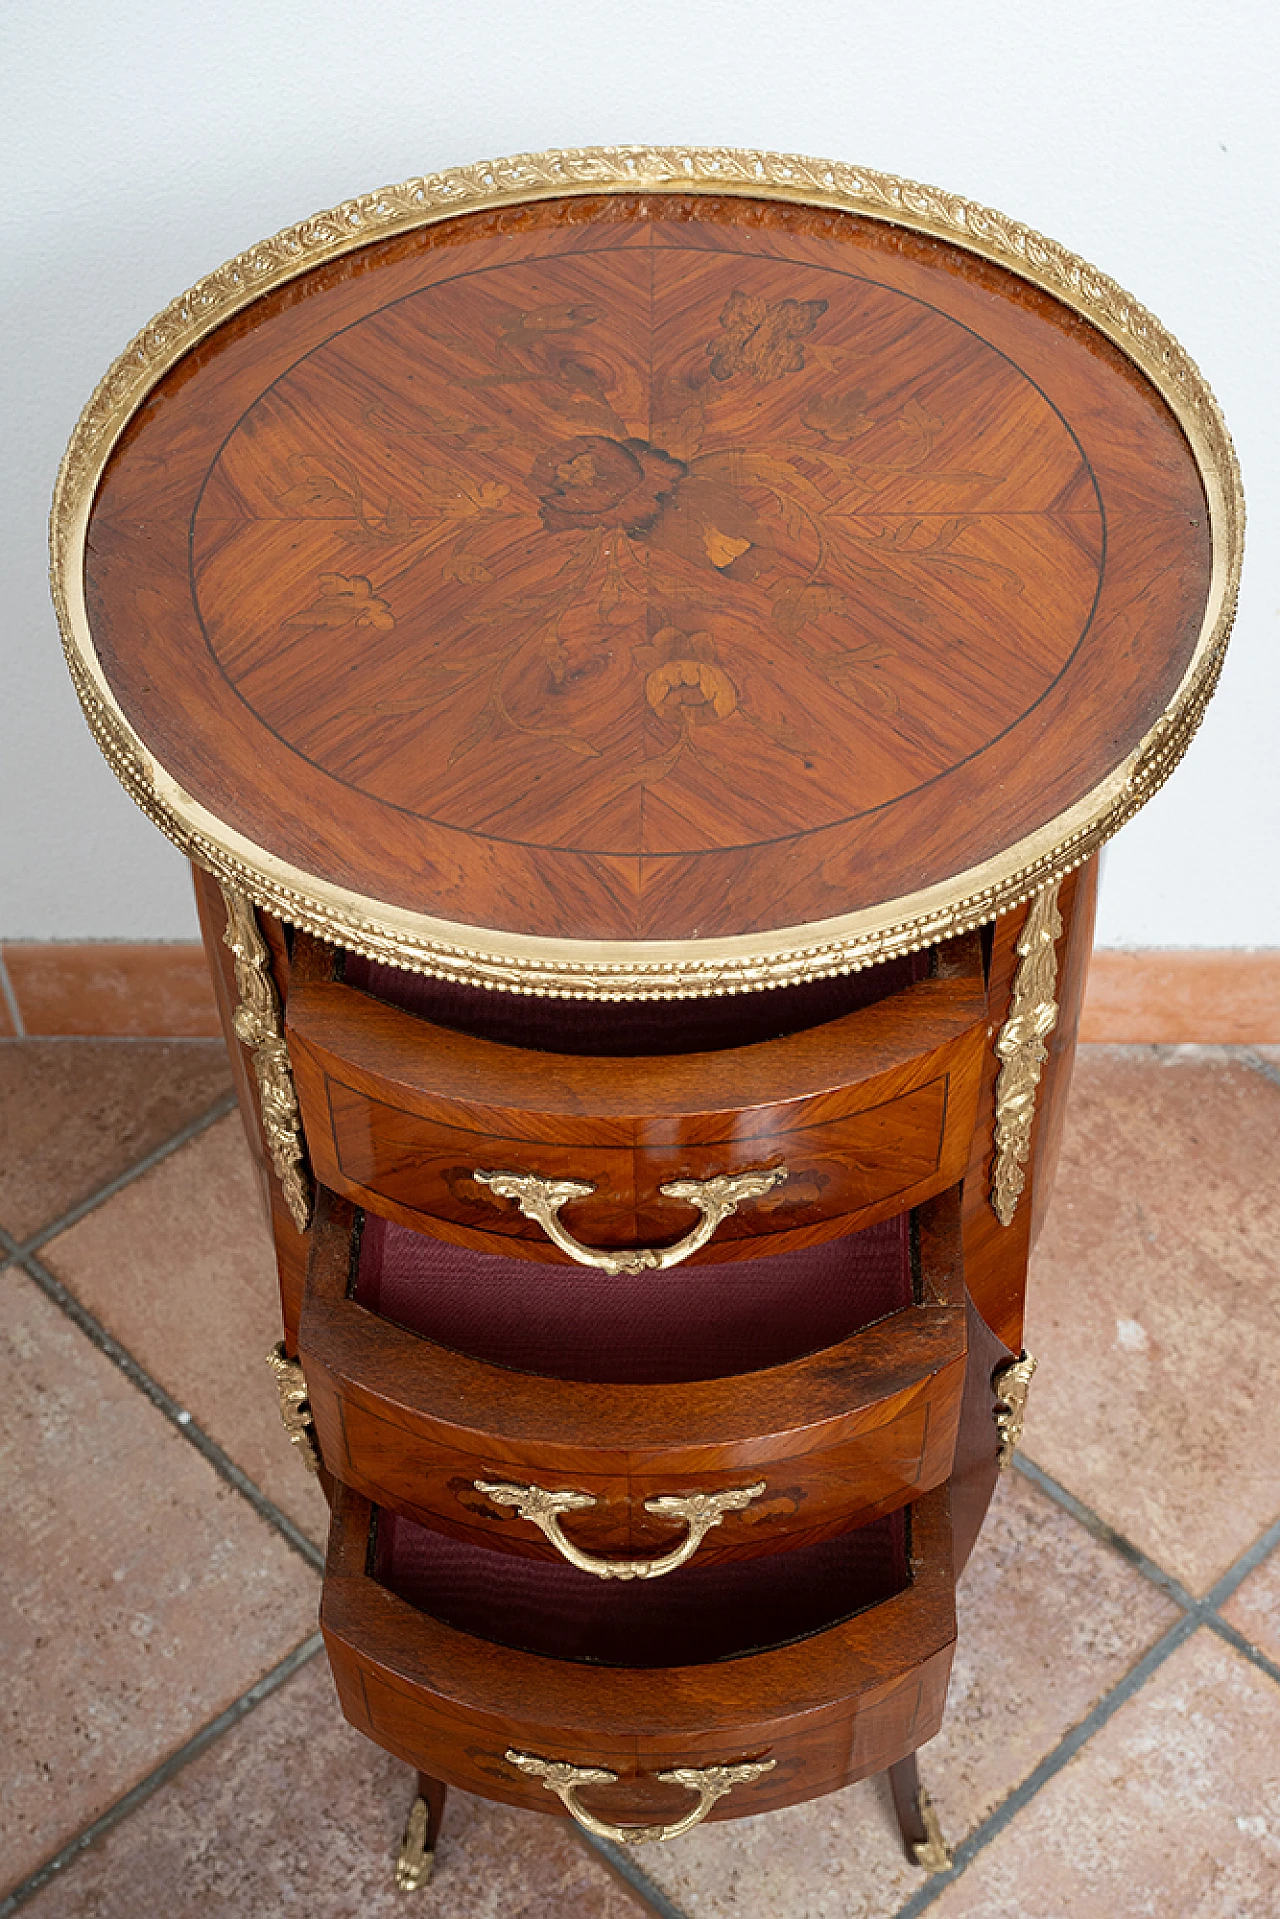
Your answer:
(220, 886), (313, 1229)
(990, 884), (1064, 1225)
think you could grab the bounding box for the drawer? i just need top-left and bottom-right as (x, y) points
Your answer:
(299, 1186), (967, 1567)
(322, 1482), (956, 1832)
(286, 935), (987, 1264)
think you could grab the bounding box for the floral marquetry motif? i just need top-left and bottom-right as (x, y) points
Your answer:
(58, 154), (1238, 996)
(707, 290), (830, 381)
(177, 229), (1120, 862)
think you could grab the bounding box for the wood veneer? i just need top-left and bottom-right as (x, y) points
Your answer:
(60, 152), (1235, 1876)
(194, 843), (1072, 1863)
(322, 1480), (956, 1824)
(299, 1186), (967, 1562)
(86, 193), (1211, 951)
(286, 933), (987, 1260)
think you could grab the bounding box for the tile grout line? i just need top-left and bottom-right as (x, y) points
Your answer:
(0, 952), (24, 1038)
(0, 1632), (325, 1916)
(0, 1077), (334, 1913)
(0, 1035), (226, 1045)
(16, 1245), (324, 1572)
(1019, 1450), (1280, 1647)
(508, 1438), (1280, 1919)
(1241, 1048), (1280, 1094)
(14, 1089), (239, 1257)
(7, 1258), (1262, 1915)
(578, 1835), (698, 1919)
(4, 1085), (323, 1567)
(889, 1610), (1203, 1919)
(7, 1051), (1274, 1916)
(892, 1580), (1280, 1919)
(884, 1456), (1280, 1913)
(1203, 1508), (1280, 1608)
(3, 1078), (695, 1915)
(1203, 1612), (1280, 1689)
(1013, 1453), (1199, 1609)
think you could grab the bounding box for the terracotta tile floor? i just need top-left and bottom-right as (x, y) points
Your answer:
(2, 1040), (1278, 1917)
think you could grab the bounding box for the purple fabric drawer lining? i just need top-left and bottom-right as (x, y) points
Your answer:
(374, 1504), (909, 1666)
(356, 1208), (912, 1384)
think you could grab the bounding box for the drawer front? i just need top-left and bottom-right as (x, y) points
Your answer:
(309, 1349), (965, 1563)
(322, 1484), (956, 1827)
(340, 1654), (949, 1824)
(288, 971), (987, 1263)
(317, 1071), (956, 1257)
(300, 1189), (968, 1565)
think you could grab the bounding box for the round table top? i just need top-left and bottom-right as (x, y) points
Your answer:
(53, 148), (1240, 998)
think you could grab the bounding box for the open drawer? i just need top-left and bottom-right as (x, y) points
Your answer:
(285, 934), (987, 1265)
(299, 1186), (968, 1568)
(322, 1481), (956, 1833)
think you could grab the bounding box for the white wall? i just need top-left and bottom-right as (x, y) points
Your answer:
(3, 0), (1276, 946)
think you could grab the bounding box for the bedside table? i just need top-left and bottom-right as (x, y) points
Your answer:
(51, 146), (1240, 1887)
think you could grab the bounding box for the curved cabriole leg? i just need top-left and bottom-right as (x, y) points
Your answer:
(396, 1773), (448, 1893)
(888, 1753), (952, 1874)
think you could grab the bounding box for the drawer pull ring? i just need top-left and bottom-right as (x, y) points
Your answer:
(472, 1166), (788, 1275)
(505, 1751), (776, 1844)
(472, 1478), (767, 1580)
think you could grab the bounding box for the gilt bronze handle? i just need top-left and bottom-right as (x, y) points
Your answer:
(471, 1478), (766, 1580)
(505, 1751), (776, 1844)
(471, 1166), (788, 1275)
